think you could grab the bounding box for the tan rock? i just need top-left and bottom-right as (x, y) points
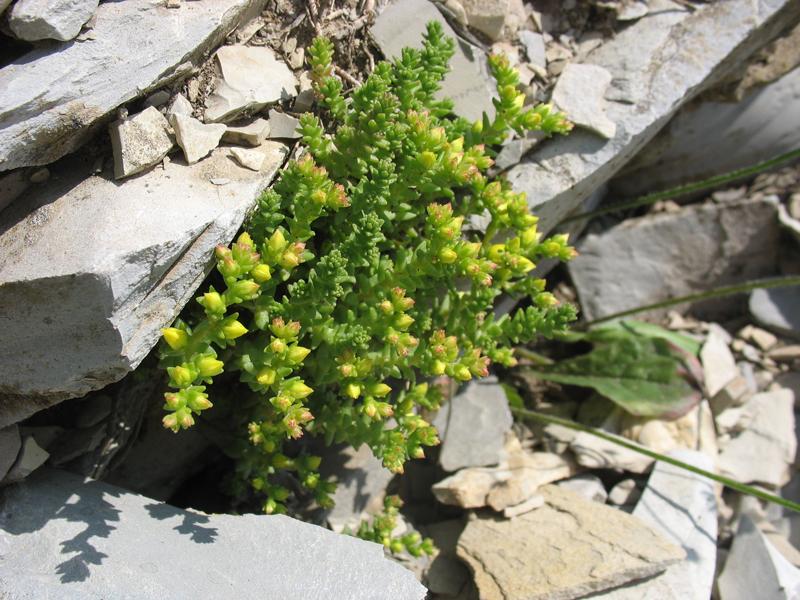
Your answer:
(230, 147), (266, 171)
(503, 494), (545, 518)
(109, 106), (174, 179)
(457, 485), (685, 600)
(432, 468), (506, 508)
(171, 114), (226, 164)
(223, 119), (270, 147)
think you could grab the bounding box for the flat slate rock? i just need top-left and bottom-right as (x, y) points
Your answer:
(456, 485), (685, 600)
(504, 0), (800, 233)
(0, 469), (426, 600)
(0, 0), (266, 173)
(592, 449), (718, 599)
(750, 285), (800, 340)
(0, 143), (288, 427)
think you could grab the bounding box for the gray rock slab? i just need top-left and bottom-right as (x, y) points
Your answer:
(268, 109), (301, 139)
(750, 286), (800, 341)
(3, 435), (49, 484)
(591, 449), (718, 599)
(0, 469), (426, 600)
(0, 143), (288, 427)
(718, 515), (800, 600)
(718, 389), (796, 488)
(371, 0), (496, 122)
(110, 107), (175, 179)
(0, 425), (21, 481)
(519, 30), (546, 69)
(0, 0), (267, 173)
(324, 444), (394, 532)
(504, 0), (800, 233)
(204, 45), (297, 123)
(460, 0), (508, 41)
(556, 473), (608, 503)
(551, 63), (616, 139)
(456, 484), (685, 600)
(433, 378), (512, 472)
(171, 114), (226, 165)
(8, 0), (98, 42)
(569, 199), (779, 321)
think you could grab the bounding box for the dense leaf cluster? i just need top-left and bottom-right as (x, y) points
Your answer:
(159, 22), (576, 515)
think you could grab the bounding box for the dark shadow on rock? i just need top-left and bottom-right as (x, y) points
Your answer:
(144, 501), (218, 544)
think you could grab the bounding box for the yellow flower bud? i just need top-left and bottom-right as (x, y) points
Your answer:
(162, 413), (179, 432)
(453, 365), (471, 381)
(168, 365), (193, 388)
(418, 151), (436, 169)
(237, 232), (254, 248)
(196, 356), (224, 378)
(251, 264), (272, 283)
(201, 291), (226, 314)
(438, 247), (458, 264)
(344, 382), (361, 399)
(268, 229), (288, 254)
(257, 368), (276, 386)
(370, 383), (392, 397)
(222, 320), (248, 340)
(287, 346), (311, 364)
(285, 380), (313, 399)
(394, 314), (414, 330)
(162, 327), (188, 351)
(432, 360), (446, 375)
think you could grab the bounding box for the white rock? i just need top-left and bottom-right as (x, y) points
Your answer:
(457, 485), (685, 600)
(503, 494), (545, 518)
(701, 326), (739, 397)
(739, 325), (778, 352)
(0, 469), (426, 599)
(205, 45), (297, 123)
(223, 118), (270, 146)
(505, 0), (799, 233)
(171, 114), (226, 164)
(372, 0), (496, 122)
(518, 30), (546, 69)
(617, 1), (649, 21)
(592, 449), (718, 600)
(109, 107), (175, 179)
(569, 200), (779, 321)
(718, 389), (796, 488)
(293, 72), (315, 113)
(751, 286), (800, 341)
(433, 378), (512, 472)
(168, 94), (194, 120)
(0, 144), (288, 427)
(609, 478), (640, 506)
(552, 63), (616, 139)
(557, 474), (608, 503)
(230, 147), (267, 171)
(268, 109), (302, 139)
(460, 0), (509, 41)
(0, 0), (265, 173)
(719, 515), (800, 600)
(9, 0), (98, 42)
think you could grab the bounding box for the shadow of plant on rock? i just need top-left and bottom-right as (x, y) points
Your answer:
(144, 501), (218, 544)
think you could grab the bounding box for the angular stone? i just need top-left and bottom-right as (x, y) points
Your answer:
(9, 0), (98, 42)
(0, 425), (21, 481)
(171, 114), (226, 164)
(0, 469), (426, 599)
(0, 144), (287, 427)
(204, 45), (297, 123)
(556, 474), (608, 503)
(719, 515), (800, 600)
(432, 467), (505, 508)
(569, 200), (779, 321)
(3, 436), (49, 483)
(109, 107), (174, 179)
(372, 0), (496, 122)
(434, 378), (512, 472)
(750, 286), (800, 341)
(609, 478), (641, 506)
(268, 109), (301, 139)
(701, 325), (739, 397)
(323, 444), (394, 532)
(592, 450), (718, 600)
(551, 63), (616, 139)
(457, 485), (685, 600)
(460, 0), (509, 41)
(519, 30), (546, 69)
(223, 118), (270, 146)
(167, 94), (194, 120)
(502, 494), (545, 518)
(0, 0), (267, 173)
(718, 389), (796, 488)
(230, 147), (267, 171)
(504, 0), (800, 233)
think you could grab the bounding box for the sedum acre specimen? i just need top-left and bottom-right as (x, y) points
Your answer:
(159, 22), (576, 518)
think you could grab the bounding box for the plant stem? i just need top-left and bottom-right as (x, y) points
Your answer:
(514, 347), (555, 365)
(511, 406), (800, 513)
(558, 147), (800, 226)
(582, 276), (800, 327)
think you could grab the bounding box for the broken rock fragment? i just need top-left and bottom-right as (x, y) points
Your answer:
(171, 114), (226, 164)
(9, 0), (98, 42)
(223, 118), (270, 146)
(205, 45), (297, 123)
(109, 107), (174, 179)
(457, 485), (685, 600)
(268, 110), (302, 139)
(551, 63), (616, 139)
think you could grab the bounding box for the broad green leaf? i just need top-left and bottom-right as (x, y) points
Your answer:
(501, 383), (524, 409)
(528, 329), (700, 419)
(594, 320), (702, 356)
